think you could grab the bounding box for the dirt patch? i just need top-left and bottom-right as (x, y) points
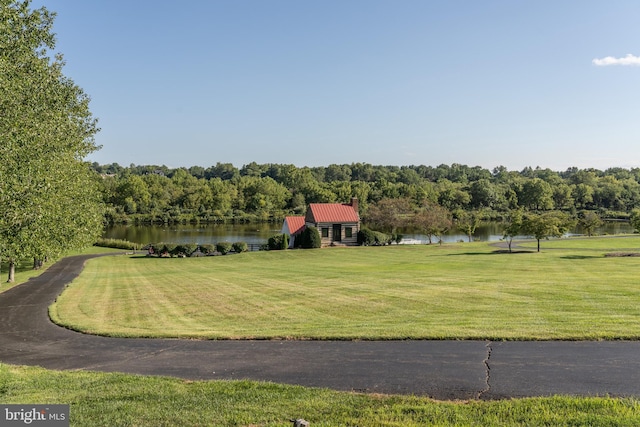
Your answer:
(604, 252), (640, 257)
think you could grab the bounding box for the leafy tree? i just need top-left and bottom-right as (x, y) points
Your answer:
(551, 183), (574, 210)
(412, 203), (452, 244)
(436, 179), (470, 211)
(578, 211), (603, 237)
(630, 209), (640, 234)
(519, 178), (554, 210)
(365, 198), (412, 234)
(502, 208), (524, 253)
(572, 183), (594, 209)
(522, 211), (574, 252)
(468, 179), (498, 209)
(1, 0), (103, 282)
(455, 210), (481, 242)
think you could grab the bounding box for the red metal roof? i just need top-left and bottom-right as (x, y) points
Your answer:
(307, 203), (360, 223)
(284, 216), (306, 235)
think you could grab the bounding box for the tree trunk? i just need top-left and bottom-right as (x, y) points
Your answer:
(7, 260), (15, 283)
(537, 239), (541, 252)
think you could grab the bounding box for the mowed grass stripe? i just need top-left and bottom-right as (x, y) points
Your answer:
(51, 238), (640, 340)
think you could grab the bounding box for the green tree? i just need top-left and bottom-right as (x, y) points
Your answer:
(578, 211), (603, 237)
(365, 198), (412, 234)
(630, 209), (640, 234)
(455, 210), (481, 242)
(412, 203), (452, 244)
(0, 0), (103, 282)
(519, 178), (554, 210)
(502, 208), (524, 253)
(522, 211), (574, 252)
(572, 183), (594, 209)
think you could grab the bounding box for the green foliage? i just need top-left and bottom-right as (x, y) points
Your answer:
(92, 160), (640, 233)
(298, 226), (321, 249)
(502, 208), (524, 252)
(631, 209), (640, 233)
(0, 1), (103, 281)
(412, 203), (452, 244)
(231, 241), (248, 253)
(199, 244), (215, 255)
(215, 241), (233, 255)
(267, 234), (288, 250)
(455, 210), (481, 242)
(522, 211), (575, 252)
(578, 210), (604, 237)
(145, 242), (247, 256)
(357, 227), (392, 246)
(94, 238), (141, 251)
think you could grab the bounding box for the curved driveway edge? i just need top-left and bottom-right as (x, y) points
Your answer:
(1, 254), (640, 400)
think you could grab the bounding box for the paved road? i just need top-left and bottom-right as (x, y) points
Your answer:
(1, 254), (640, 400)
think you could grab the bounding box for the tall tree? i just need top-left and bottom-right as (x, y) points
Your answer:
(0, 0), (103, 282)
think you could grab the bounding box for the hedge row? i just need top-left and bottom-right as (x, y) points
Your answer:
(357, 227), (402, 246)
(94, 238), (142, 251)
(146, 242), (248, 257)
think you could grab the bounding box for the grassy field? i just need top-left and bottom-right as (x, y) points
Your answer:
(4, 238), (640, 425)
(1, 363), (639, 426)
(50, 235), (640, 340)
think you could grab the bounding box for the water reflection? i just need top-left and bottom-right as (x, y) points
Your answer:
(104, 221), (634, 246)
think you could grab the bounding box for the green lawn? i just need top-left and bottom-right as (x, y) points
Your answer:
(1, 363), (639, 427)
(51, 236), (640, 340)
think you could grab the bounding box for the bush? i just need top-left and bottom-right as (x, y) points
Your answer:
(216, 241), (233, 255)
(171, 243), (198, 257)
(232, 241), (248, 253)
(299, 226), (321, 249)
(357, 227), (377, 246)
(199, 244), (215, 255)
(162, 243), (178, 257)
(267, 234), (289, 250)
(358, 227), (391, 246)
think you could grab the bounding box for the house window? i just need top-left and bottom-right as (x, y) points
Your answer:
(345, 227), (353, 238)
(321, 227), (329, 238)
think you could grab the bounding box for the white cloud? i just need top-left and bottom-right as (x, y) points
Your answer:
(593, 53), (640, 66)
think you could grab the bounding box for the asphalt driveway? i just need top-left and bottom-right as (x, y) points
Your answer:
(1, 254), (639, 400)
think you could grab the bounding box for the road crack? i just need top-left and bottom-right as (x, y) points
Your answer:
(478, 341), (492, 399)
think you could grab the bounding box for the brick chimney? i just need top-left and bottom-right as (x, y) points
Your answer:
(350, 197), (359, 214)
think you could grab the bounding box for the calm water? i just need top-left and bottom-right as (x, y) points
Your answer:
(103, 221), (634, 246)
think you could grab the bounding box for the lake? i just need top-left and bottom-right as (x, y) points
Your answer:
(103, 220), (635, 246)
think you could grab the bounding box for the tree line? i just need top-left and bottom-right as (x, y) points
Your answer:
(94, 161), (640, 227)
(1, 1), (103, 282)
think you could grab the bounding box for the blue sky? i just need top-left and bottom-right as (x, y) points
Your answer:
(34, 0), (640, 171)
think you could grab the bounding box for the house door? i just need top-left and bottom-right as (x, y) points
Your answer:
(332, 224), (342, 242)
